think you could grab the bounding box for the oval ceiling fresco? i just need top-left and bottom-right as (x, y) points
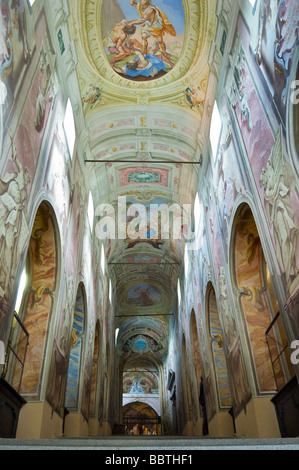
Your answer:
(101, 0), (185, 82)
(75, 0), (207, 92)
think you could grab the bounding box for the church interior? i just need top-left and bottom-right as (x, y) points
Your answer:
(0, 0), (299, 443)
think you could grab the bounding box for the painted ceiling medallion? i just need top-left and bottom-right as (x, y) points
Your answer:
(75, 0), (206, 93)
(101, 0), (185, 82)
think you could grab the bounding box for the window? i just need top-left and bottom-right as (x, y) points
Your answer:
(63, 99), (76, 159)
(184, 244), (189, 277)
(109, 279), (112, 303)
(177, 279), (181, 306)
(194, 192), (202, 236)
(115, 327), (119, 345)
(101, 244), (105, 275)
(210, 101), (222, 161)
(14, 267), (27, 314)
(88, 191), (94, 230)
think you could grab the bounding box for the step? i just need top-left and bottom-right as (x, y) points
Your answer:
(0, 436), (299, 450)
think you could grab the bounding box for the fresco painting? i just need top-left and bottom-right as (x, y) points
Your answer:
(208, 287), (232, 408)
(255, 0), (299, 116)
(0, 0), (30, 111)
(65, 287), (85, 409)
(119, 167), (169, 187)
(127, 283), (161, 306)
(232, 52), (275, 185)
(101, 0), (185, 81)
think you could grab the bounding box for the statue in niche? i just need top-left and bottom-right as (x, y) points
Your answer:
(259, 128), (298, 291)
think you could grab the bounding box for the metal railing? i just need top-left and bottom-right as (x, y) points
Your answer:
(265, 312), (292, 392)
(2, 312), (29, 394)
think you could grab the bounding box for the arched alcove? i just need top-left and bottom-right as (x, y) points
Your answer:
(4, 201), (59, 398)
(121, 354), (162, 426)
(232, 204), (295, 393)
(206, 283), (232, 408)
(189, 310), (202, 423)
(122, 402), (160, 435)
(181, 333), (192, 424)
(103, 343), (110, 420)
(89, 320), (101, 416)
(65, 282), (86, 409)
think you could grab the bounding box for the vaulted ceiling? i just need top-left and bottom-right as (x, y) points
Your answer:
(65, 0), (220, 379)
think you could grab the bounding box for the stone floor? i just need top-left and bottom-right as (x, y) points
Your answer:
(0, 436), (299, 450)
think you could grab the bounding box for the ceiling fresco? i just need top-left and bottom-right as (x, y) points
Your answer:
(69, 0), (214, 113)
(101, 0), (184, 82)
(66, 0), (218, 379)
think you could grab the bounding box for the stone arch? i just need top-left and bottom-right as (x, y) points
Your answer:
(89, 319), (101, 417)
(122, 401), (160, 435)
(4, 201), (60, 398)
(65, 282), (87, 410)
(189, 309), (202, 424)
(231, 203), (295, 393)
(206, 282), (232, 409)
(181, 333), (192, 424)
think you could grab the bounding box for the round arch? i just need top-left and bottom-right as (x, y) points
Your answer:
(122, 401), (160, 435)
(230, 203), (295, 393)
(89, 319), (101, 417)
(4, 200), (60, 399)
(206, 282), (232, 409)
(65, 282), (87, 410)
(189, 309), (202, 421)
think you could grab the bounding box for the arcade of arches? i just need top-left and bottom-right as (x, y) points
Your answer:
(0, 0), (299, 441)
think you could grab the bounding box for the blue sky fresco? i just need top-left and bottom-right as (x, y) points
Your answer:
(116, 0), (185, 35)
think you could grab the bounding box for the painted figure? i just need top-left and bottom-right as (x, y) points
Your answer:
(108, 20), (141, 63)
(259, 128), (298, 290)
(128, 0), (176, 57)
(112, 49), (166, 78)
(0, 136), (30, 299)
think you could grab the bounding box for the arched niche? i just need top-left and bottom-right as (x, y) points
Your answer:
(122, 402), (160, 435)
(120, 351), (164, 431)
(65, 282), (86, 409)
(103, 342), (110, 420)
(287, 47), (299, 175)
(4, 201), (59, 398)
(189, 310), (202, 422)
(89, 320), (101, 417)
(232, 204), (295, 393)
(181, 333), (192, 424)
(206, 282), (232, 408)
